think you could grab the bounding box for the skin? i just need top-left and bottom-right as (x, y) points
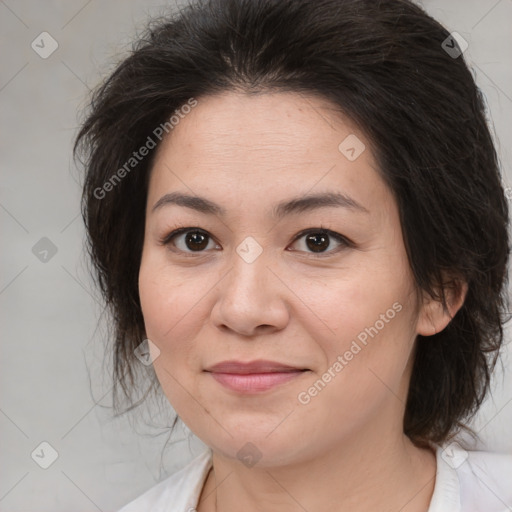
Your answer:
(138, 91), (466, 512)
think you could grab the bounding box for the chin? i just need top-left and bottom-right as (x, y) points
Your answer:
(199, 423), (314, 468)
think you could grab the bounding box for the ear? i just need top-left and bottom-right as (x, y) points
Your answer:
(416, 277), (468, 336)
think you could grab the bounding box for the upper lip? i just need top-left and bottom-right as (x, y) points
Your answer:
(205, 360), (308, 374)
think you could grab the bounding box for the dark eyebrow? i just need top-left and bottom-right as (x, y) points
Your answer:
(152, 192), (225, 216)
(272, 191), (368, 217)
(151, 191), (369, 217)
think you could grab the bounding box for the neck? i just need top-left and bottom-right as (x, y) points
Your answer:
(200, 429), (436, 512)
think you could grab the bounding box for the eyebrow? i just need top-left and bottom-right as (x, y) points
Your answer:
(151, 191), (369, 218)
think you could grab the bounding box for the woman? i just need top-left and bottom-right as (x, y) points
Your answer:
(74, 0), (511, 510)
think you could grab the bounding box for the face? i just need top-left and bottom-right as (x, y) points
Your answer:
(138, 91), (427, 466)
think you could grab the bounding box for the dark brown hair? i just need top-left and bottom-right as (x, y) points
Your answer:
(74, 0), (510, 446)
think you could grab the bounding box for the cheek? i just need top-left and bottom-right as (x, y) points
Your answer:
(138, 252), (203, 338)
(295, 300), (415, 441)
(138, 255), (200, 388)
(138, 256), (206, 420)
(293, 263), (417, 399)
(292, 264), (411, 347)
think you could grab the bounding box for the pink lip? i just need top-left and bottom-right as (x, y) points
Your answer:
(205, 360), (309, 393)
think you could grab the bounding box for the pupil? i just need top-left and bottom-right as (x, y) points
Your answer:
(186, 231), (208, 251)
(306, 233), (329, 253)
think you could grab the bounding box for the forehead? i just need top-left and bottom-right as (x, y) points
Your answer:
(148, 91), (389, 216)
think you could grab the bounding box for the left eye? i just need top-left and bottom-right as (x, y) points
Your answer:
(288, 228), (351, 256)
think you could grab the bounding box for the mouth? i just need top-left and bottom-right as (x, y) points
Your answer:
(204, 360), (311, 393)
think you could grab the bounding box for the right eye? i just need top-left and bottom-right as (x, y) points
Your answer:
(160, 227), (221, 254)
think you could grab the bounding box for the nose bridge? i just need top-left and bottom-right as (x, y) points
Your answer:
(212, 235), (289, 335)
(228, 235), (272, 298)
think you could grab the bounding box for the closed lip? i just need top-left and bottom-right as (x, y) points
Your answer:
(204, 360), (309, 374)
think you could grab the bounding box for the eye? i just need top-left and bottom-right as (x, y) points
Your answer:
(160, 227), (220, 254)
(287, 228), (352, 256)
(160, 226), (352, 257)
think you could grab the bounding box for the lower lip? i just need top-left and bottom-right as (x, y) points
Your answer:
(208, 371), (305, 393)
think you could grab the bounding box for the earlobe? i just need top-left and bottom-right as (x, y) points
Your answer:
(416, 279), (468, 337)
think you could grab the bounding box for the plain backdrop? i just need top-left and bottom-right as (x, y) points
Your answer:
(1, 0), (511, 510)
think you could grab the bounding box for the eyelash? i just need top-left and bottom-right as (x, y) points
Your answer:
(159, 226), (353, 258)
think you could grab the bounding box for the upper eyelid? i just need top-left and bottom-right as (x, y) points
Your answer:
(293, 227), (350, 243)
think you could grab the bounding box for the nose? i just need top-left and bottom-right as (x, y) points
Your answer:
(210, 247), (290, 337)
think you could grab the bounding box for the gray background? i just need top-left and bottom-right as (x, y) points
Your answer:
(1, 0), (511, 510)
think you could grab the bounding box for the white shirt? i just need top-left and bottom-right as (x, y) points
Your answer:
(117, 443), (512, 511)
